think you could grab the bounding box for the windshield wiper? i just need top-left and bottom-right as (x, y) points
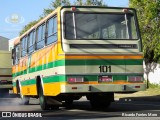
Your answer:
(125, 14), (129, 39)
(73, 12), (77, 39)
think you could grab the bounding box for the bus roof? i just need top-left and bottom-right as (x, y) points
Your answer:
(14, 37), (20, 46)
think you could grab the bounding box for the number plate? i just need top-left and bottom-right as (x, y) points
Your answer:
(98, 76), (113, 82)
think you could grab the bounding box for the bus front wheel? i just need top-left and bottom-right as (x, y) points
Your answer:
(38, 83), (60, 110)
(19, 84), (30, 105)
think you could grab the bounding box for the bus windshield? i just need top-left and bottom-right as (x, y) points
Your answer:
(65, 12), (138, 40)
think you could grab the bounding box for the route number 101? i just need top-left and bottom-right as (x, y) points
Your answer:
(99, 65), (112, 73)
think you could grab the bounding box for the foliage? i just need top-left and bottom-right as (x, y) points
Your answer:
(129, 0), (160, 63)
(43, 0), (71, 17)
(148, 82), (160, 89)
(74, 0), (106, 6)
(19, 20), (38, 35)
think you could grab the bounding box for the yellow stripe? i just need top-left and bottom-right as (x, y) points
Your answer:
(13, 87), (17, 94)
(21, 85), (37, 95)
(65, 55), (143, 60)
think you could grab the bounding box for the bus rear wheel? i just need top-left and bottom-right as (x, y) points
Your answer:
(89, 93), (113, 109)
(64, 99), (74, 108)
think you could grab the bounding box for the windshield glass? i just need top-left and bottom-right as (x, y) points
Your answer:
(65, 12), (138, 40)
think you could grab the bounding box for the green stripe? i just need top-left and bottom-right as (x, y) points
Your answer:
(21, 79), (36, 86)
(13, 74), (143, 86)
(43, 75), (66, 83)
(13, 59), (143, 77)
(65, 59), (143, 65)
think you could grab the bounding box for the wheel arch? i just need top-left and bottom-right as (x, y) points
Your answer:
(16, 79), (21, 94)
(36, 75), (44, 95)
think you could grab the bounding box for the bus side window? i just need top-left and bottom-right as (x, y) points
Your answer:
(16, 44), (20, 64)
(36, 23), (45, 50)
(46, 16), (57, 45)
(28, 30), (36, 54)
(13, 44), (20, 65)
(12, 48), (16, 65)
(21, 36), (28, 57)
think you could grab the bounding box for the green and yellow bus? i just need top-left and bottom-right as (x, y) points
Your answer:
(12, 6), (146, 110)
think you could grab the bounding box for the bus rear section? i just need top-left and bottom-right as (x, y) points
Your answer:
(57, 6), (146, 108)
(59, 54), (145, 107)
(62, 55), (145, 93)
(0, 51), (12, 95)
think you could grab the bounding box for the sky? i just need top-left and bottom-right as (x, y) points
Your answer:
(0, 0), (129, 39)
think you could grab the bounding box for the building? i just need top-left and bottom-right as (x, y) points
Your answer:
(9, 37), (18, 51)
(0, 36), (9, 51)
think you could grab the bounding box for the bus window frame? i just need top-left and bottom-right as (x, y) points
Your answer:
(18, 13), (58, 58)
(46, 15), (58, 46)
(35, 23), (46, 50)
(21, 36), (28, 57)
(28, 30), (36, 54)
(13, 44), (20, 65)
(64, 11), (140, 40)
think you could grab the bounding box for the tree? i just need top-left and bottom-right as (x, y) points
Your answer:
(75, 0), (106, 6)
(43, 0), (70, 17)
(19, 20), (38, 35)
(130, 0), (160, 87)
(129, 0), (160, 63)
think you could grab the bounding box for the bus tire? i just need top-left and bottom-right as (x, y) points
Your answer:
(19, 83), (30, 105)
(90, 99), (111, 109)
(38, 83), (49, 110)
(89, 93), (113, 109)
(64, 99), (74, 108)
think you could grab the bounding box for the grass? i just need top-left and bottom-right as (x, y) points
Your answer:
(149, 83), (160, 89)
(115, 84), (160, 99)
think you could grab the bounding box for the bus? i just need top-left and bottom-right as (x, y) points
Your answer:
(0, 50), (12, 96)
(12, 6), (146, 110)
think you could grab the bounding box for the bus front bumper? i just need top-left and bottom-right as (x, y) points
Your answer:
(60, 83), (146, 93)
